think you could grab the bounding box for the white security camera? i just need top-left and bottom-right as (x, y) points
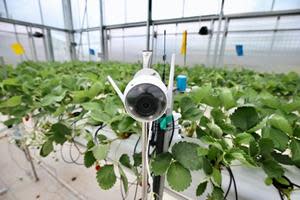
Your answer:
(107, 51), (175, 122)
(123, 68), (168, 122)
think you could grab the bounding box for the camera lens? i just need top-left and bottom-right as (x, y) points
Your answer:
(135, 93), (158, 117)
(125, 83), (167, 121)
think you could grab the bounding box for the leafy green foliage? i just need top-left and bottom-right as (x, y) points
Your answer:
(2, 61), (300, 198)
(92, 144), (109, 161)
(196, 181), (207, 196)
(172, 141), (202, 170)
(151, 152), (173, 176)
(167, 162), (192, 192)
(96, 165), (117, 190)
(84, 151), (96, 168)
(230, 106), (259, 131)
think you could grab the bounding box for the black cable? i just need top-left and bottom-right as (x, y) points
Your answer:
(69, 142), (84, 165)
(224, 170), (233, 200)
(60, 144), (74, 164)
(168, 116), (175, 147)
(278, 189), (285, 200)
(94, 124), (106, 144)
(227, 167), (238, 200)
(133, 136), (141, 154)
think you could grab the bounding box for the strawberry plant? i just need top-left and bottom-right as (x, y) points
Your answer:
(1, 61), (300, 199)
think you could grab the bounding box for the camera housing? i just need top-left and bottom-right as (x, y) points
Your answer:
(124, 68), (168, 122)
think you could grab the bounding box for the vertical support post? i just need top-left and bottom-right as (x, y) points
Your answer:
(206, 19), (214, 66)
(24, 145), (39, 182)
(37, 0), (49, 61)
(27, 26), (38, 61)
(212, 0), (225, 67)
(46, 29), (55, 61)
(271, 0), (276, 11)
(62, 0), (76, 60)
(3, 0), (9, 18)
(99, 0), (106, 60)
(146, 0), (152, 51)
(269, 16), (280, 55)
(142, 122), (149, 200)
(218, 18), (229, 67)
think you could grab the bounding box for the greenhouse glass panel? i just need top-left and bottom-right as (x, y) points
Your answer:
(224, 0), (273, 14)
(0, 22), (21, 65)
(87, 0), (100, 27)
(75, 31), (90, 61)
(183, 0), (220, 17)
(273, 0), (300, 11)
(228, 17), (277, 31)
(103, 0), (125, 25)
(40, 0), (64, 28)
(0, 0), (7, 18)
(152, 0), (184, 20)
(72, 0), (99, 29)
(15, 25), (33, 61)
(278, 16), (300, 29)
(88, 30), (101, 61)
(51, 30), (70, 61)
(31, 27), (47, 61)
(126, 0), (147, 22)
(123, 27), (146, 62)
(6, 0), (41, 24)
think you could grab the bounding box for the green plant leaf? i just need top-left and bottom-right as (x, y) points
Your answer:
(290, 139), (300, 165)
(202, 157), (213, 175)
(119, 154), (132, 169)
(230, 106), (259, 131)
(50, 123), (71, 144)
(90, 110), (111, 124)
(259, 138), (274, 156)
(172, 141), (202, 170)
(262, 159), (284, 178)
(133, 153), (142, 167)
(197, 147), (208, 156)
(196, 181), (207, 196)
(151, 152), (173, 176)
(92, 144), (109, 161)
(40, 139), (53, 157)
(211, 168), (222, 187)
(117, 116), (135, 132)
(84, 151), (96, 168)
(207, 123), (223, 138)
(219, 88), (236, 110)
(271, 152), (293, 165)
(211, 186), (224, 200)
(118, 165), (128, 194)
(269, 114), (293, 136)
(249, 141), (260, 157)
(0, 96), (22, 108)
(96, 165), (116, 190)
(262, 127), (289, 151)
(81, 102), (103, 111)
(167, 162), (192, 192)
(235, 132), (254, 145)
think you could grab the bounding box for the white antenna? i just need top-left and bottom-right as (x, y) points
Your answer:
(107, 76), (125, 104)
(167, 53), (176, 109)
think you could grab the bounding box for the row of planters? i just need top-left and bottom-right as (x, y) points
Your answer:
(1, 61), (300, 199)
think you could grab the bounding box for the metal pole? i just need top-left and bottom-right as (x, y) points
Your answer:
(3, 0), (9, 18)
(62, 0), (76, 60)
(218, 18), (229, 67)
(37, 0), (49, 61)
(46, 29), (55, 61)
(24, 145), (39, 182)
(142, 122), (149, 200)
(206, 19), (214, 66)
(269, 16), (280, 55)
(99, 0), (106, 60)
(212, 0), (225, 67)
(146, 0), (152, 51)
(271, 0), (276, 11)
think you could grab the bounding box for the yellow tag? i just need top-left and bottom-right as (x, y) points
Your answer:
(180, 30), (187, 55)
(11, 43), (25, 55)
